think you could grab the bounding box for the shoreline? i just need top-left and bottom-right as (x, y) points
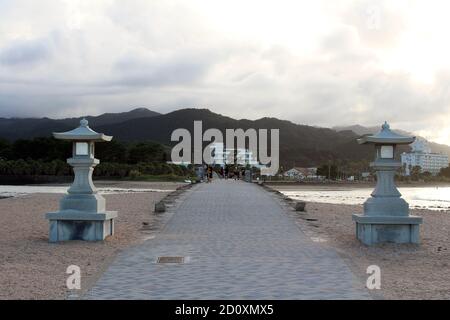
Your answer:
(269, 183), (450, 213)
(264, 180), (450, 189)
(0, 181), (187, 198)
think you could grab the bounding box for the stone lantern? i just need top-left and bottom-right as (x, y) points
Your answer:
(352, 121), (422, 245)
(45, 118), (117, 242)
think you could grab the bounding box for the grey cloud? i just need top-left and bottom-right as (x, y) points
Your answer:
(0, 93), (79, 118)
(112, 52), (213, 87)
(0, 0), (448, 143)
(0, 38), (52, 66)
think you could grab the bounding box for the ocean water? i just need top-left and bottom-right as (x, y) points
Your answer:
(280, 186), (450, 211)
(0, 185), (175, 198)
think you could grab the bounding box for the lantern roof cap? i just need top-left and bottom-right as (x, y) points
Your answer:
(357, 121), (415, 145)
(53, 118), (112, 142)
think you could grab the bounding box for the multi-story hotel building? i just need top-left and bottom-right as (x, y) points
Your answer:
(401, 138), (449, 176)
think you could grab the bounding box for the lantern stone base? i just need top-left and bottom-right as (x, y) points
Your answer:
(363, 196), (410, 216)
(46, 210), (117, 242)
(352, 214), (422, 246)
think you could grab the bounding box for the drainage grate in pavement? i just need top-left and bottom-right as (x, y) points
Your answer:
(157, 256), (184, 264)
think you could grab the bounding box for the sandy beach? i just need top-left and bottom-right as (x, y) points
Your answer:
(1, 180), (449, 300)
(0, 181), (185, 300)
(269, 185), (450, 300)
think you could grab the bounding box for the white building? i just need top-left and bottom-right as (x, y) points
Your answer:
(235, 148), (259, 167)
(284, 167), (318, 180)
(401, 138), (449, 176)
(207, 142), (262, 168)
(169, 142), (266, 169)
(207, 142), (230, 166)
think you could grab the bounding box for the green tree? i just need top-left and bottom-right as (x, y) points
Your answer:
(11, 137), (70, 161)
(316, 163), (338, 180)
(439, 165), (450, 178)
(128, 142), (166, 164)
(0, 139), (12, 160)
(410, 165), (422, 180)
(96, 140), (128, 163)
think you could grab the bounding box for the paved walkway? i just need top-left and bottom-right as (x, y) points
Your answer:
(86, 180), (370, 299)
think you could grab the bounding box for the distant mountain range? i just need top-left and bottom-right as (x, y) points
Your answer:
(0, 107), (160, 140)
(333, 125), (450, 158)
(93, 108), (377, 167)
(2, 107), (447, 167)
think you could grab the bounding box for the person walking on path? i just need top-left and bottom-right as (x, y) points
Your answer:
(207, 166), (213, 183)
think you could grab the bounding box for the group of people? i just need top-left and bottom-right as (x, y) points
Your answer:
(204, 165), (247, 183)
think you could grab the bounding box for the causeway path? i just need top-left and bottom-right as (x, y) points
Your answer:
(86, 180), (371, 299)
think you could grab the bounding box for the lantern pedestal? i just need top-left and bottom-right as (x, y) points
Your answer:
(353, 122), (422, 246)
(46, 211), (117, 242)
(352, 215), (422, 245)
(45, 118), (117, 242)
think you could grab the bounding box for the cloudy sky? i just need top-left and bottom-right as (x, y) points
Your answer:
(1, 0), (450, 144)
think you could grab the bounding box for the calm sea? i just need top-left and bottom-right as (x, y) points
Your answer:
(2, 184), (449, 212)
(280, 186), (450, 211)
(0, 185), (174, 198)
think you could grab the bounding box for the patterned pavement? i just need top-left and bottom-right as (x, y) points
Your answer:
(85, 180), (371, 299)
